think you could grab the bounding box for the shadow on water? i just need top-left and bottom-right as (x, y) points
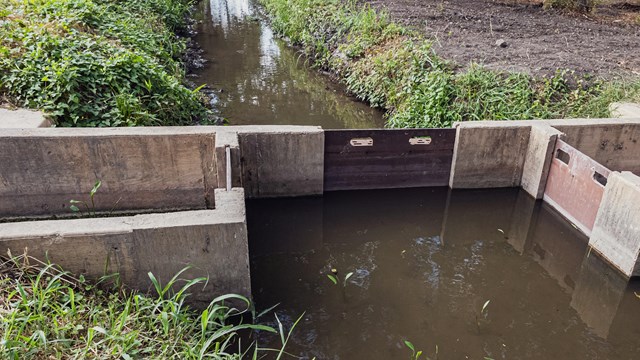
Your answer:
(247, 188), (640, 359)
(192, 0), (385, 128)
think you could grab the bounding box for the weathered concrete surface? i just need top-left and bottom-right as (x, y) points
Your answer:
(552, 123), (640, 176)
(0, 127), (217, 218)
(609, 102), (640, 119)
(0, 108), (52, 128)
(0, 188), (250, 304)
(449, 122), (530, 188)
(237, 126), (324, 198)
(589, 171), (640, 278)
(521, 124), (561, 199)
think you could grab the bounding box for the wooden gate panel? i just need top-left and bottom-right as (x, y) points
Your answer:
(324, 129), (456, 191)
(543, 140), (610, 235)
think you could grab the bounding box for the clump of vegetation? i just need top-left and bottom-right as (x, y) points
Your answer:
(0, 0), (211, 126)
(259, 0), (640, 128)
(0, 252), (290, 359)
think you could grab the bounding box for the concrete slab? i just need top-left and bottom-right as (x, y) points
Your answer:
(609, 102), (640, 118)
(589, 171), (640, 278)
(0, 188), (250, 304)
(521, 124), (562, 199)
(0, 108), (52, 128)
(449, 123), (530, 188)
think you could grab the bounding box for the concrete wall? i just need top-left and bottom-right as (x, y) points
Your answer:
(0, 127), (218, 218)
(449, 123), (531, 189)
(589, 171), (640, 278)
(235, 126), (324, 198)
(552, 122), (640, 176)
(0, 188), (250, 305)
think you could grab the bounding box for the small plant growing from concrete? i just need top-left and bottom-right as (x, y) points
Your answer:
(69, 180), (102, 217)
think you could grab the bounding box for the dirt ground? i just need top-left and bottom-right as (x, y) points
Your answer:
(363, 0), (640, 77)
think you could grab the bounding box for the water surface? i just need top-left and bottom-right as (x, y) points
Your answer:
(248, 188), (640, 359)
(193, 0), (385, 128)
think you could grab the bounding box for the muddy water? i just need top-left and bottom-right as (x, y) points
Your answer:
(247, 188), (640, 359)
(192, 0), (385, 128)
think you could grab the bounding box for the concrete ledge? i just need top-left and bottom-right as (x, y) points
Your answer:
(449, 123), (530, 188)
(589, 171), (640, 278)
(0, 108), (52, 128)
(521, 124), (562, 199)
(0, 188), (250, 304)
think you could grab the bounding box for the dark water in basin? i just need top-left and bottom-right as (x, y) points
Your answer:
(247, 188), (640, 360)
(192, 0), (385, 128)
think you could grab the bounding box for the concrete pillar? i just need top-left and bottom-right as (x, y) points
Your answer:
(589, 171), (640, 278)
(449, 123), (530, 188)
(520, 124), (561, 199)
(236, 126), (324, 198)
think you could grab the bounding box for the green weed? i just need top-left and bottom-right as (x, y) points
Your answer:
(0, 0), (211, 126)
(0, 252), (292, 359)
(259, 0), (640, 128)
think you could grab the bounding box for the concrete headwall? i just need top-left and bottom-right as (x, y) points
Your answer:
(0, 188), (250, 304)
(0, 127), (218, 218)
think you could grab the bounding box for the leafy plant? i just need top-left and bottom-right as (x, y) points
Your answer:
(327, 268), (354, 287)
(0, 0), (212, 127)
(69, 179), (102, 217)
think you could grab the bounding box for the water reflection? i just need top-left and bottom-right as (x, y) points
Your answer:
(193, 0), (384, 128)
(248, 188), (640, 359)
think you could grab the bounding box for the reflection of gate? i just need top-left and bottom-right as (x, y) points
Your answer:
(543, 140), (610, 236)
(324, 129), (456, 191)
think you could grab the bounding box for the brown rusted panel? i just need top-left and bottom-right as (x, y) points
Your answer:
(543, 140), (611, 235)
(324, 129), (456, 191)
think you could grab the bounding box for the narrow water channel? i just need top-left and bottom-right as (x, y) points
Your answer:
(248, 188), (640, 359)
(192, 0), (385, 128)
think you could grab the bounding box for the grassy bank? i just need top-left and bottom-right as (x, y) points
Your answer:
(0, 0), (211, 127)
(259, 0), (640, 128)
(0, 253), (292, 359)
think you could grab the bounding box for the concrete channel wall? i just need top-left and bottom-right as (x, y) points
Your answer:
(0, 188), (250, 305)
(2, 119), (640, 303)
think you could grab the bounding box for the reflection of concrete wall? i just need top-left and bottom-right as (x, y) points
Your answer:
(570, 253), (628, 338)
(440, 188), (519, 244)
(0, 189), (250, 305)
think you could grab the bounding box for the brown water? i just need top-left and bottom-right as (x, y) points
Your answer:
(192, 0), (385, 128)
(247, 188), (640, 360)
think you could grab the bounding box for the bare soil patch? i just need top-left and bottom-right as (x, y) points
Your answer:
(363, 0), (640, 77)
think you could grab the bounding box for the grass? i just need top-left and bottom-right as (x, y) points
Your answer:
(0, 252), (292, 359)
(0, 0), (212, 127)
(259, 0), (640, 128)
